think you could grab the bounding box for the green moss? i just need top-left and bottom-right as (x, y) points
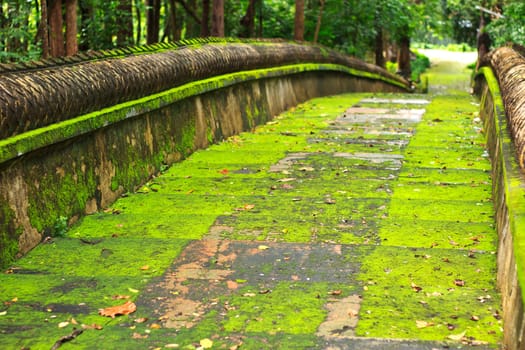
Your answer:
(222, 282), (336, 334)
(356, 246), (502, 344)
(0, 202), (19, 268)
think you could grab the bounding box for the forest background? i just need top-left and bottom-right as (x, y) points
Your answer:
(0, 0), (524, 74)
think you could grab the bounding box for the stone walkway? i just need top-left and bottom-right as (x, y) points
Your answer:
(0, 58), (503, 349)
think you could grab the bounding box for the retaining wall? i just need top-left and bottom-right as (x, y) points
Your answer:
(475, 47), (525, 350)
(0, 40), (409, 268)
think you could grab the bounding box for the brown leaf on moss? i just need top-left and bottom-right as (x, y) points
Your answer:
(132, 332), (148, 339)
(411, 282), (423, 293)
(454, 279), (465, 287)
(81, 323), (103, 330)
(98, 301), (136, 318)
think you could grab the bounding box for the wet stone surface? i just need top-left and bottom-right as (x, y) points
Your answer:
(0, 92), (502, 349)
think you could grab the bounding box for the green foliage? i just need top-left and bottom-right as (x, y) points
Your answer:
(52, 216), (69, 237)
(487, 2), (525, 47)
(411, 50), (430, 82)
(0, 1), (41, 63)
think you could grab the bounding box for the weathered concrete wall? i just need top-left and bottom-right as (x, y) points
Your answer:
(475, 66), (525, 350)
(0, 64), (406, 268)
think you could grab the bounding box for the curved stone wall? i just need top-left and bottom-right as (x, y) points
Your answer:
(475, 52), (525, 350)
(0, 40), (409, 269)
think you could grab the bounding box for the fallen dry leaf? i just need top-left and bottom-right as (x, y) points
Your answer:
(242, 292), (256, 297)
(81, 323), (103, 330)
(219, 169), (229, 175)
(277, 177), (296, 182)
(132, 332), (148, 339)
(134, 317), (148, 324)
(140, 265), (150, 271)
(447, 330), (466, 341)
(235, 204), (255, 211)
(328, 290), (342, 296)
(226, 280), (239, 290)
(258, 245), (270, 250)
(164, 344), (180, 348)
(411, 282), (423, 293)
(470, 315), (479, 321)
(454, 279), (465, 287)
(416, 320), (434, 328)
(150, 323), (162, 329)
(200, 338), (213, 349)
(112, 295), (130, 300)
(99, 301), (136, 318)
(58, 321), (69, 328)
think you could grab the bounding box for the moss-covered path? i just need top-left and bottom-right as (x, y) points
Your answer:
(0, 54), (503, 349)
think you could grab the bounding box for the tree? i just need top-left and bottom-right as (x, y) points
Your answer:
(294, 0), (304, 41)
(117, 0), (133, 46)
(201, 0), (210, 36)
(313, 0), (325, 44)
(211, 0), (224, 36)
(49, 0), (65, 56)
(146, 0), (160, 44)
(240, 0), (257, 38)
(40, 0), (50, 58)
(65, 0), (78, 55)
(487, 1), (525, 47)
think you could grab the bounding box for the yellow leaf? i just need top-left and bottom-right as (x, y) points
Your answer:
(447, 330), (466, 341)
(200, 338), (213, 349)
(258, 245), (270, 250)
(58, 321), (69, 328)
(415, 320), (434, 328)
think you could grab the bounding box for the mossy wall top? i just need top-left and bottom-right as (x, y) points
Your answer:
(0, 38), (407, 139)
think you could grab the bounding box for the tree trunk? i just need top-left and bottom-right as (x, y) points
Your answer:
(397, 35), (411, 79)
(65, 0), (78, 56)
(0, 5), (4, 53)
(294, 0), (304, 41)
(313, 0), (324, 43)
(49, 0), (65, 57)
(240, 0), (257, 38)
(257, 0), (263, 37)
(117, 0), (133, 46)
(374, 28), (384, 68)
(201, 0), (210, 36)
(211, 0), (224, 37)
(146, 0), (160, 44)
(135, 0), (142, 44)
(40, 0), (50, 58)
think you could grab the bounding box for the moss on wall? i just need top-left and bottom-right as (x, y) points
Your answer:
(0, 65), (408, 269)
